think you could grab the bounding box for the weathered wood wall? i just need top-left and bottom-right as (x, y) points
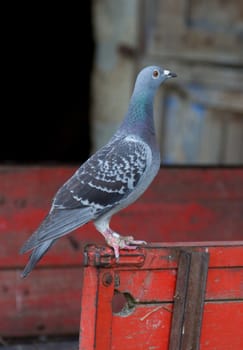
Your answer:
(91, 0), (243, 164)
(141, 0), (243, 164)
(90, 0), (139, 152)
(0, 166), (243, 337)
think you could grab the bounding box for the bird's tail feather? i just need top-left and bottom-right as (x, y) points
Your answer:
(19, 207), (93, 254)
(21, 239), (55, 278)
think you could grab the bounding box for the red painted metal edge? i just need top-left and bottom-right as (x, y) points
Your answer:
(146, 241), (243, 247)
(79, 267), (99, 350)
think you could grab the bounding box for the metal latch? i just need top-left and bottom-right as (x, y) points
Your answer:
(84, 244), (146, 268)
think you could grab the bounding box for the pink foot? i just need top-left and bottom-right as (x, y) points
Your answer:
(104, 231), (147, 260)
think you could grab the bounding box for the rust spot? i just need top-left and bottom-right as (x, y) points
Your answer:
(102, 272), (113, 287)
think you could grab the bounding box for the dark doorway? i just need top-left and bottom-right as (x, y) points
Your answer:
(1, 3), (94, 165)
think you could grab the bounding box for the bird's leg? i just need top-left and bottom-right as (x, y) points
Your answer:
(94, 218), (146, 260)
(102, 228), (147, 260)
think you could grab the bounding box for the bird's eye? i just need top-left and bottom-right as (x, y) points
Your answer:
(152, 69), (160, 79)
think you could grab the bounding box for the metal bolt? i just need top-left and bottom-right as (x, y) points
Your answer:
(102, 272), (113, 287)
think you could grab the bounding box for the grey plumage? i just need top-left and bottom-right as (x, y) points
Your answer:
(20, 65), (177, 277)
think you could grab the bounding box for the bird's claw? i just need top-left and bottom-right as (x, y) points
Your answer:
(106, 232), (147, 260)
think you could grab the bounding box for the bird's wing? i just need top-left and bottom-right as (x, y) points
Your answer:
(52, 135), (152, 212)
(20, 135), (151, 253)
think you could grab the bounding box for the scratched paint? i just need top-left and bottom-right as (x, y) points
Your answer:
(145, 318), (162, 330)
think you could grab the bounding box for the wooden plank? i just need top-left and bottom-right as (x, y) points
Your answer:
(0, 268), (82, 337)
(109, 301), (243, 350)
(207, 246), (243, 267)
(1, 166), (243, 269)
(201, 301), (243, 349)
(115, 266), (243, 302)
(111, 303), (172, 350)
(122, 245), (243, 270)
(118, 269), (177, 302)
(142, 55), (243, 90)
(182, 86), (243, 113)
(206, 267), (243, 300)
(81, 243), (243, 270)
(1, 167), (243, 211)
(111, 202), (243, 244)
(145, 0), (243, 65)
(140, 168), (243, 201)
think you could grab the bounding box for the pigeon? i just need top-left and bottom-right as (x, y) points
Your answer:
(19, 65), (177, 277)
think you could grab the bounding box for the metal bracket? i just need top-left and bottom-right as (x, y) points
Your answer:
(84, 244), (146, 268)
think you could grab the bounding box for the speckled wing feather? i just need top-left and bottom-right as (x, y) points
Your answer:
(53, 135), (150, 209)
(20, 135), (151, 253)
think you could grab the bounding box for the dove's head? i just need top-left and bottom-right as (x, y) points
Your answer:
(120, 65), (177, 133)
(134, 65), (177, 92)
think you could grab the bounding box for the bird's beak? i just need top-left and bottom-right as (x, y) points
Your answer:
(164, 69), (177, 78)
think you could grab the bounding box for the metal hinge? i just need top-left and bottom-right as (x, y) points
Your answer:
(84, 244), (146, 268)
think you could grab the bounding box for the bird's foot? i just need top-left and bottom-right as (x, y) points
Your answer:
(104, 231), (147, 260)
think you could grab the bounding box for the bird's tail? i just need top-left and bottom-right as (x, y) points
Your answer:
(20, 239), (55, 278)
(19, 207), (92, 254)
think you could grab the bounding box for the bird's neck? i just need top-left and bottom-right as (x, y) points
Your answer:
(119, 89), (156, 138)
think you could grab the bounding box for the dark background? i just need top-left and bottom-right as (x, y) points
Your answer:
(1, 3), (94, 164)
